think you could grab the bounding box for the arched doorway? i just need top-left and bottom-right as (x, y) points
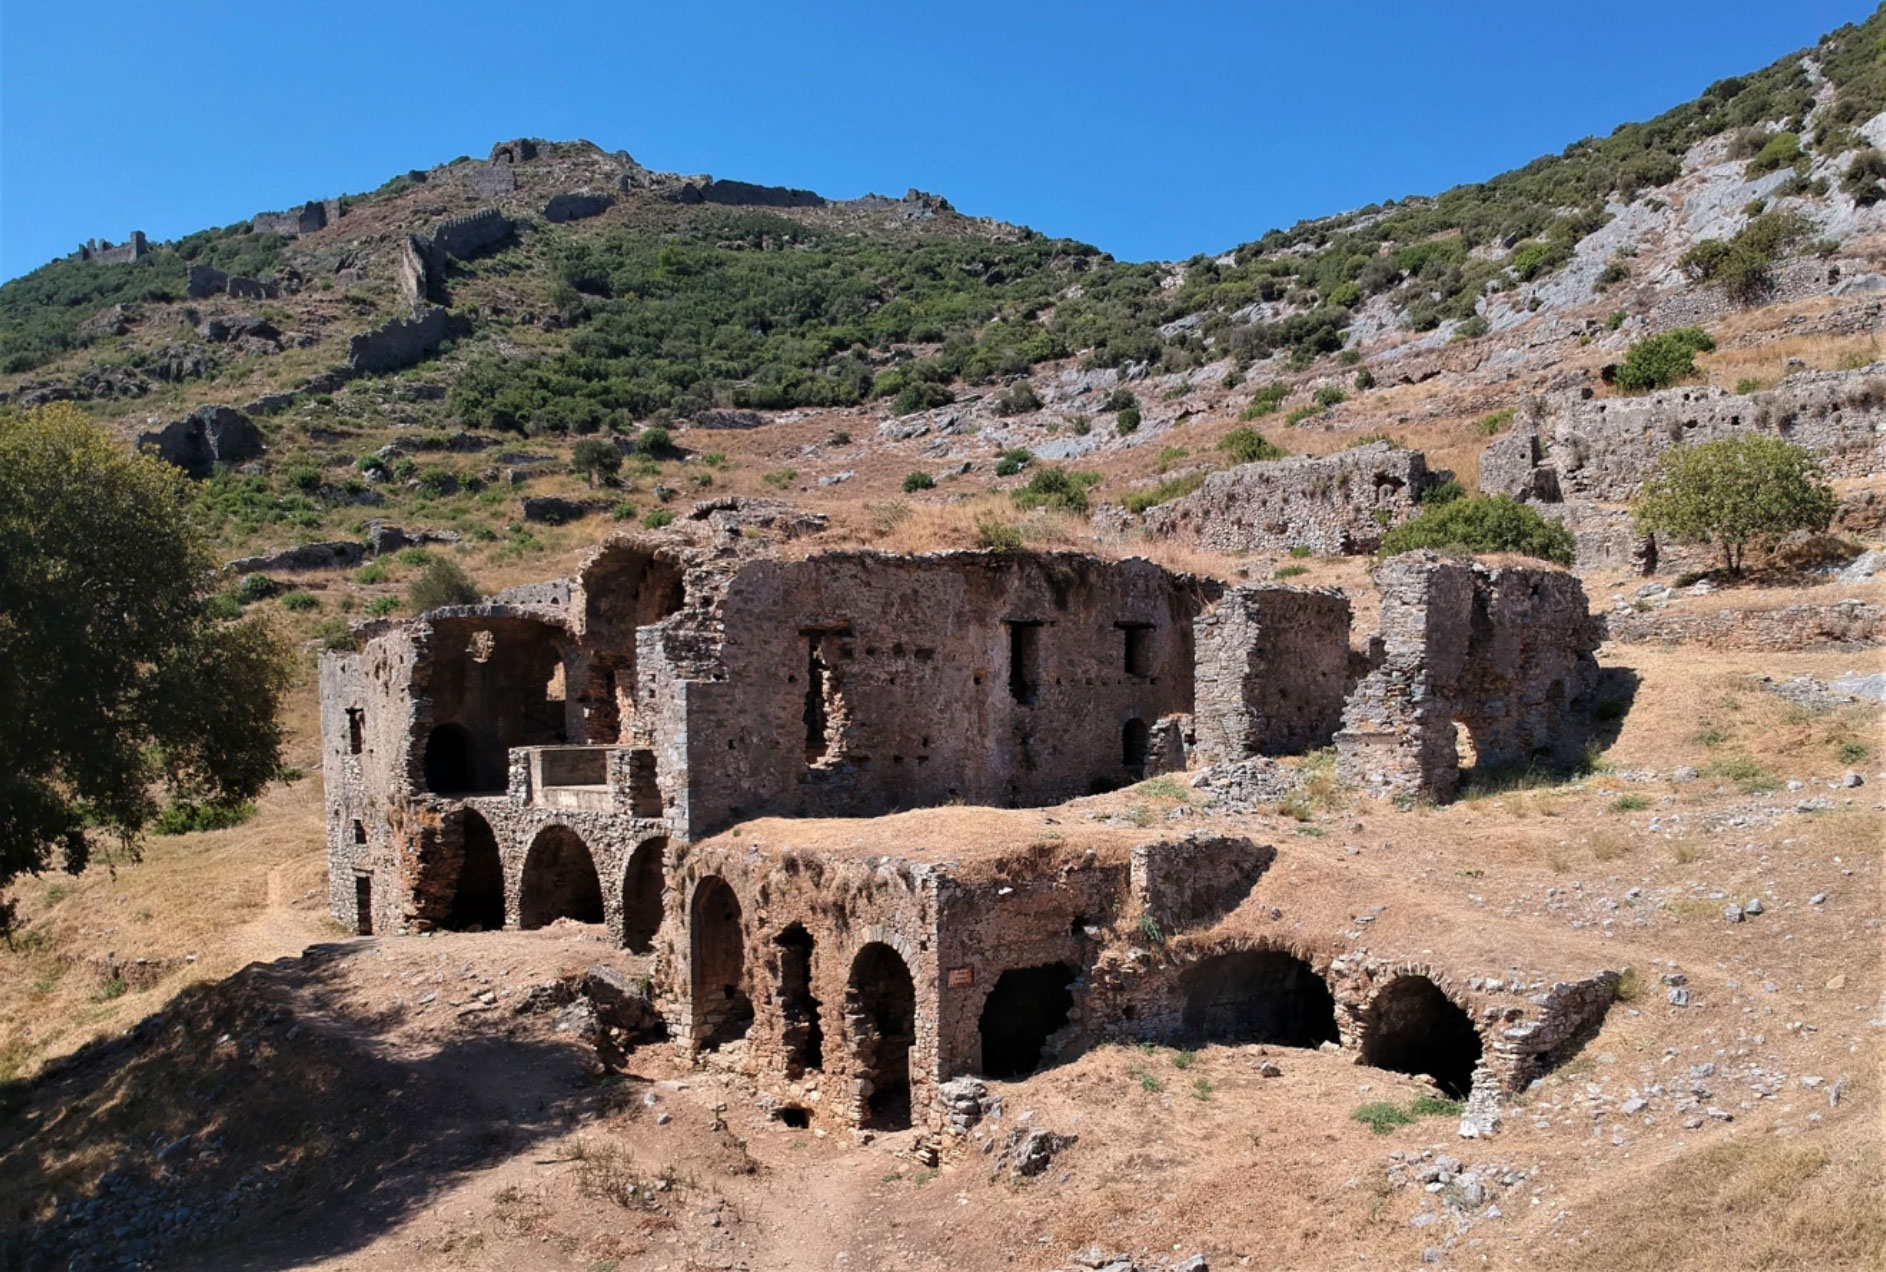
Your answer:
(979, 964), (1075, 1078)
(774, 923), (823, 1077)
(1179, 949), (1339, 1048)
(423, 723), (475, 794)
(517, 826), (604, 929)
(445, 810), (505, 930)
(621, 837), (666, 954)
(1360, 975), (1483, 1098)
(848, 943), (916, 1130)
(690, 877), (751, 1049)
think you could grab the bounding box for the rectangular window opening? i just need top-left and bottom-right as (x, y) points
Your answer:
(1119, 623), (1154, 677)
(801, 627), (853, 765)
(1006, 620), (1042, 706)
(346, 708), (365, 755)
(354, 875), (373, 936)
(351, 819), (367, 845)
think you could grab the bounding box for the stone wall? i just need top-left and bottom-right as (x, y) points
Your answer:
(1607, 598), (1880, 650)
(347, 305), (451, 375)
(659, 550), (1220, 837)
(76, 233), (150, 265)
(1541, 366), (1886, 500)
(545, 192), (614, 222)
(1192, 585), (1352, 764)
(1129, 834), (1274, 934)
(1145, 443), (1435, 555)
(432, 208), (512, 261)
(1336, 553), (1601, 801)
(252, 201), (328, 237)
(669, 178), (826, 208)
(135, 405), (263, 479)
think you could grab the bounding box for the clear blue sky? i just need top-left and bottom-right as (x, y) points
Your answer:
(2, 1), (1877, 280)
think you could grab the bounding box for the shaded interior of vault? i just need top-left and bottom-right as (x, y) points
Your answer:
(518, 827), (604, 929)
(979, 963), (1076, 1078)
(446, 810), (505, 931)
(1179, 950), (1339, 1048)
(692, 877), (752, 1049)
(774, 923), (823, 1076)
(620, 838), (665, 953)
(850, 942), (915, 1130)
(1360, 975), (1483, 1098)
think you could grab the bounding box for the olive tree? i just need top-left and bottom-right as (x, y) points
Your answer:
(1633, 434), (1837, 575)
(0, 404), (292, 935)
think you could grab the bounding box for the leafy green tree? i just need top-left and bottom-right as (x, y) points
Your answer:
(1613, 327), (1716, 392)
(1378, 494), (1576, 565)
(571, 437), (622, 487)
(408, 557), (483, 611)
(0, 404), (291, 935)
(1633, 435), (1837, 574)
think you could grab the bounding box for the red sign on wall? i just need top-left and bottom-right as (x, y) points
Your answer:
(947, 967), (974, 988)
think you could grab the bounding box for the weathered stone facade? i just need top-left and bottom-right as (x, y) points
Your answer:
(1145, 443), (1436, 555)
(1607, 598), (1880, 650)
(1336, 553), (1601, 801)
(1191, 585), (1352, 764)
(74, 232), (150, 265)
(321, 539), (1617, 1128)
(347, 305), (450, 375)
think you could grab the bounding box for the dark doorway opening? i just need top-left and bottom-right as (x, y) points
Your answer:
(691, 877), (752, 1049)
(621, 837), (665, 953)
(1179, 949), (1339, 1047)
(774, 923), (824, 1077)
(517, 826), (604, 929)
(849, 943), (916, 1129)
(1122, 717), (1151, 768)
(978, 964), (1076, 1078)
(1120, 623), (1154, 677)
(446, 810), (505, 931)
(773, 1106), (811, 1129)
(353, 875), (373, 935)
(1360, 975), (1483, 1098)
(423, 723), (476, 794)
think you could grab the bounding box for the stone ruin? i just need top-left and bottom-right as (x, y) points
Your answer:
(135, 404), (263, 479)
(319, 537), (1616, 1132)
(1336, 552), (1602, 802)
(1144, 442), (1438, 555)
(73, 232), (150, 266)
(251, 200), (342, 237)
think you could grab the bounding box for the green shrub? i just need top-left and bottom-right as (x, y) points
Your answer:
(1680, 211), (1813, 304)
(236, 573), (278, 602)
(994, 448), (1033, 477)
(902, 470), (936, 492)
(1241, 382), (1289, 418)
(354, 561), (389, 585)
(316, 618), (358, 651)
(1354, 368), (1376, 390)
(395, 547), (432, 568)
(571, 437), (622, 486)
(1633, 435), (1836, 574)
(634, 426), (675, 458)
(1347, 432), (1402, 450)
(1613, 326), (1716, 392)
(995, 381), (1041, 415)
(1452, 314), (1491, 340)
(1421, 478), (1466, 506)
(204, 592), (243, 621)
(1475, 408), (1515, 436)
(365, 596), (400, 618)
(1841, 148), (1886, 205)
(1012, 467), (1101, 515)
(1313, 385), (1346, 409)
(894, 381), (954, 415)
(1735, 376), (1767, 394)
(642, 508), (675, 529)
(974, 516), (1025, 553)
(1102, 388), (1138, 413)
(761, 468), (796, 489)
(1605, 309), (1628, 331)
(1115, 405), (1141, 434)
(278, 591), (319, 612)
(1284, 405), (1319, 426)
(1274, 565), (1308, 580)
(1379, 495), (1576, 565)
(1745, 130), (1802, 175)
(1217, 428), (1286, 464)
(408, 557), (481, 611)
(152, 799), (256, 836)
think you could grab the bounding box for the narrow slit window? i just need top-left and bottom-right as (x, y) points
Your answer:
(351, 819), (367, 845)
(1119, 623), (1154, 677)
(346, 708), (365, 755)
(1006, 621), (1042, 705)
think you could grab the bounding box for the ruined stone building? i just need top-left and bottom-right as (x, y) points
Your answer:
(321, 534), (1615, 1131)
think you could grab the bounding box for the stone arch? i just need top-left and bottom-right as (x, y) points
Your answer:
(445, 809), (505, 930)
(1178, 947), (1339, 1048)
(1359, 974), (1483, 1098)
(518, 825), (604, 929)
(690, 876), (752, 1049)
(573, 542), (690, 742)
(620, 836), (666, 954)
(773, 923), (824, 1077)
(848, 942), (916, 1130)
(423, 723), (475, 794)
(978, 963), (1076, 1079)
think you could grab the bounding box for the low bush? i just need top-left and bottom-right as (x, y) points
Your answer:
(994, 448), (1033, 477)
(408, 557), (481, 611)
(152, 799), (256, 836)
(642, 508), (675, 529)
(902, 470), (936, 492)
(1217, 428), (1286, 464)
(1115, 404), (1141, 434)
(1123, 473), (1205, 514)
(1613, 326), (1715, 392)
(1012, 467), (1101, 515)
(994, 381), (1042, 416)
(1378, 494), (1576, 565)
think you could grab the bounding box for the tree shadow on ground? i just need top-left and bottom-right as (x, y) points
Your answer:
(0, 940), (604, 1271)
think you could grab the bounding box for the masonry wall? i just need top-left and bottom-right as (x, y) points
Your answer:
(1145, 443), (1434, 554)
(1544, 366), (1886, 500)
(1192, 585), (1352, 764)
(661, 552), (1219, 838)
(1336, 553), (1602, 801)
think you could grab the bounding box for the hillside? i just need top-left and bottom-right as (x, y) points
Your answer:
(2, 9), (1885, 1272)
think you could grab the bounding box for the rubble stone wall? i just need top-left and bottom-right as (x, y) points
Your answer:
(1145, 443), (1434, 555)
(1336, 553), (1601, 801)
(1192, 585), (1352, 763)
(1607, 598), (1880, 650)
